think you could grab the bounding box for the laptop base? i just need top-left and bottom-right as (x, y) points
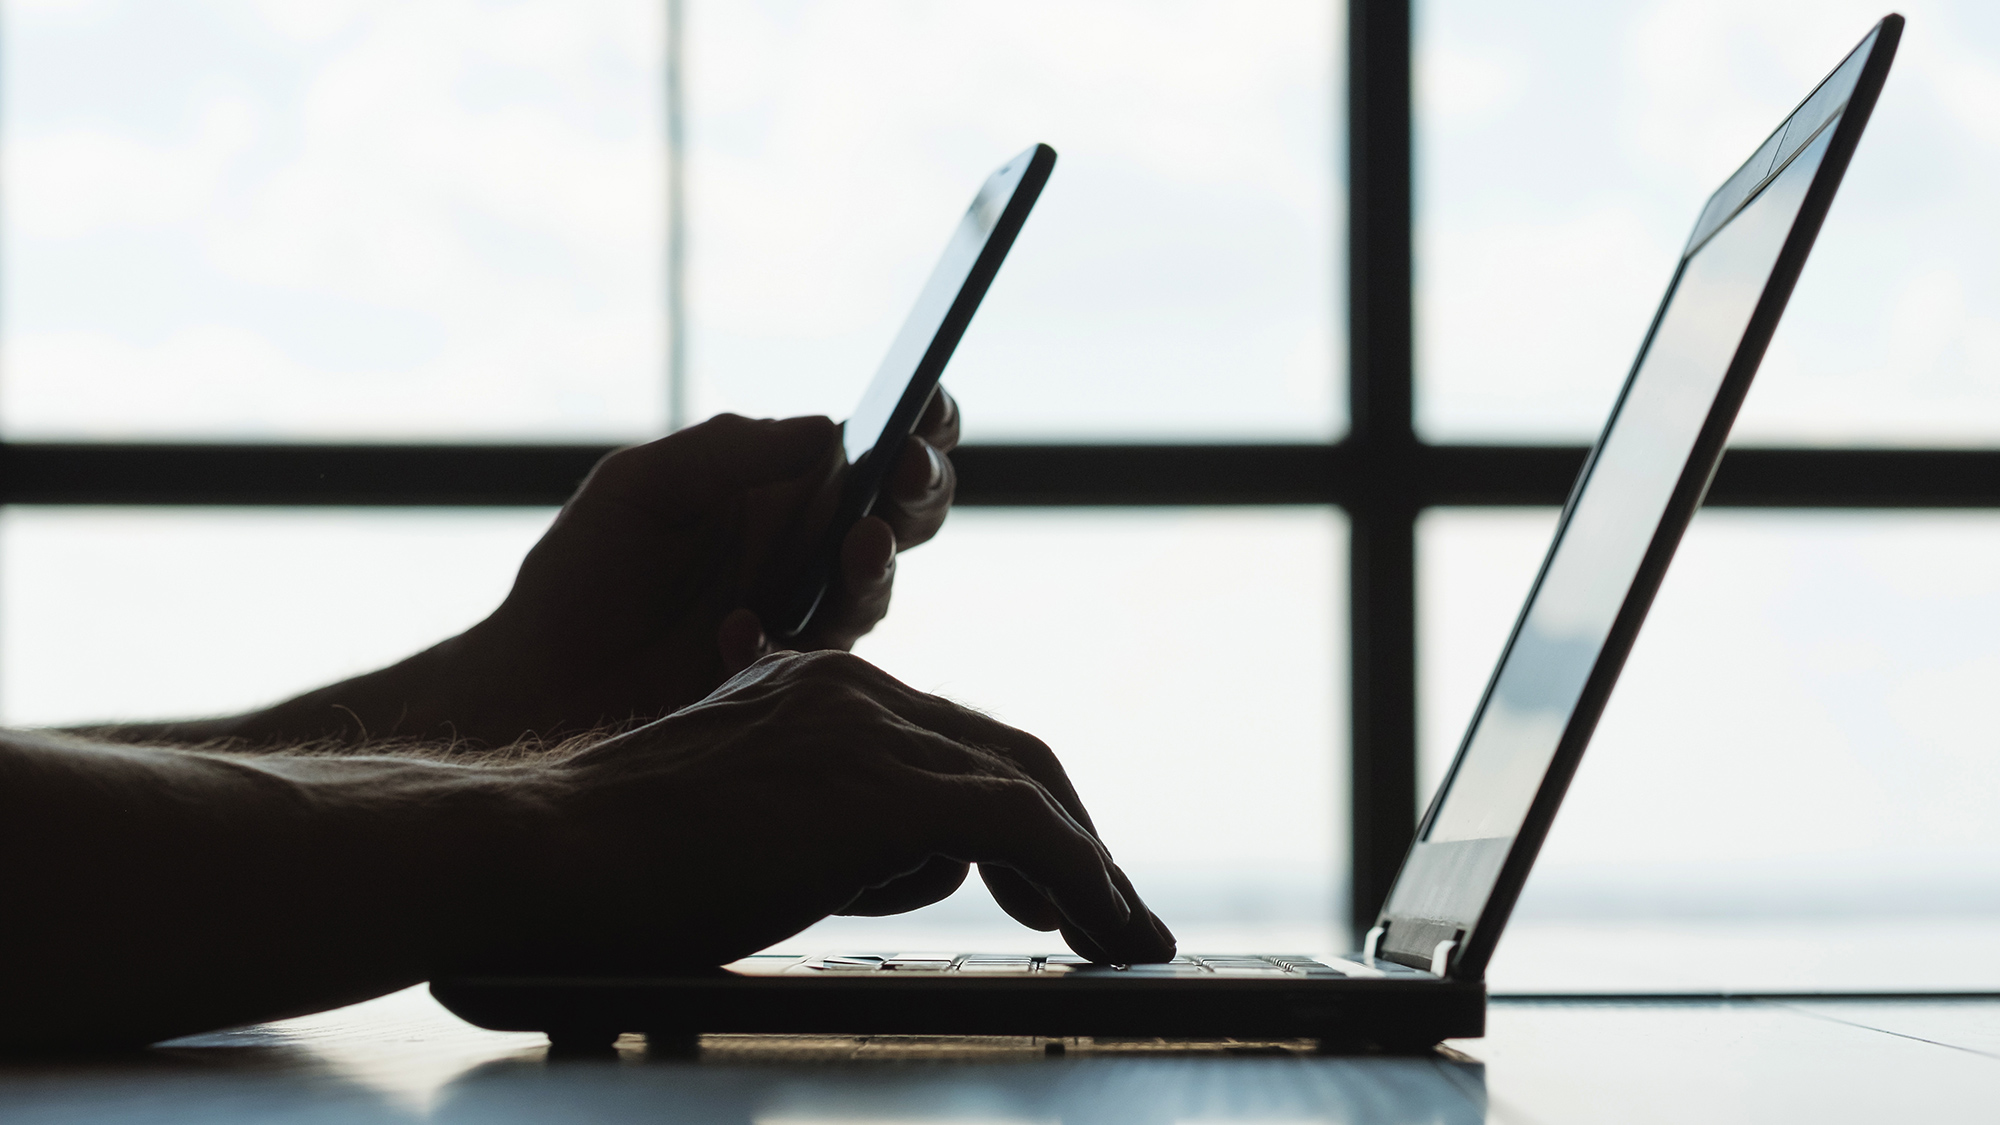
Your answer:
(431, 953), (1487, 1052)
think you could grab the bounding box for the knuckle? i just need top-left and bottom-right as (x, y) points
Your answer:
(996, 777), (1054, 818)
(587, 444), (643, 485)
(768, 666), (879, 724)
(763, 649), (843, 687)
(1008, 730), (1060, 770)
(794, 648), (876, 683)
(760, 649), (811, 672)
(701, 412), (759, 442)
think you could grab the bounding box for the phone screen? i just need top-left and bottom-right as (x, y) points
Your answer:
(841, 159), (1025, 466)
(771, 143), (1055, 638)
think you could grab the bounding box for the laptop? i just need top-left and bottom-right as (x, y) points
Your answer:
(433, 15), (1903, 1052)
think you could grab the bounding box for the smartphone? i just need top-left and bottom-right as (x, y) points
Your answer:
(770, 143), (1057, 638)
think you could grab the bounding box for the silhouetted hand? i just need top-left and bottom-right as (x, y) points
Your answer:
(192, 392), (960, 748)
(441, 391), (959, 744)
(469, 651), (1177, 969)
(1, 648), (1169, 1048)
(716, 387), (962, 669)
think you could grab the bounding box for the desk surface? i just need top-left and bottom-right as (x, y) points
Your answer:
(4, 985), (1997, 1123)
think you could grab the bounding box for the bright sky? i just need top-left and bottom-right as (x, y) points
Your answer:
(1418, 0), (2000, 445)
(1, 0), (667, 439)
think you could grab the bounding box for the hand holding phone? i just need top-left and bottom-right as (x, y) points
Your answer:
(770, 143), (1056, 639)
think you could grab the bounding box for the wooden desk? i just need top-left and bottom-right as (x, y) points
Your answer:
(4, 985), (1996, 1122)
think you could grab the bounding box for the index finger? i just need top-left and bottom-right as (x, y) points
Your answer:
(897, 692), (1179, 957)
(914, 387), (960, 453)
(874, 387), (959, 550)
(916, 771), (1132, 937)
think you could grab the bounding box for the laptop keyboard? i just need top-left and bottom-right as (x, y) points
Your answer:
(798, 954), (1374, 978)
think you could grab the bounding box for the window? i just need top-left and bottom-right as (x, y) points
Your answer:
(0, 508), (553, 724)
(5, 1), (1997, 984)
(1415, 0), (2000, 989)
(1423, 512), (2000, 918)
(683, 0), (1345, 441)
(1416, 0), (2000, 446)
(2, 0), (667, 441)
(840, 508), (1347, 953)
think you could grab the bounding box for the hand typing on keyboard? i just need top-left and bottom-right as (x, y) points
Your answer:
(0, 577), (1171, 1053)
(477, 649), (1178, 972)
(0, 397), (1175, 1052)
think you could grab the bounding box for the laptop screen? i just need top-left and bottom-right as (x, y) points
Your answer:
(1380, 27), (1883, 965)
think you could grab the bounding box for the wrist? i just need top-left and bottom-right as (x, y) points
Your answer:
(322, 755), (579, 974)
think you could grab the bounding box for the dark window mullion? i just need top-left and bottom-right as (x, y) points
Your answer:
(5, 442), (1995, 508)
(1347, 0), (1418, 939)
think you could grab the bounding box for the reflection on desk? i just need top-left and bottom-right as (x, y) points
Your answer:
(5, 984), (2000, 1123)
(2, 988), (1483, 1125)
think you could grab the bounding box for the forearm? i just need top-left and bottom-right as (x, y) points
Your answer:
(78, 632), (487, 749)
(82, 613), (693, 751)
(0, 729), (561, 1049)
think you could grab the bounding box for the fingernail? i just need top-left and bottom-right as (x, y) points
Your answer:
(924, 444), (945, 490)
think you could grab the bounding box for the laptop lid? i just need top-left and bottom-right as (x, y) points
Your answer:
(1372, 16), (1904, 980)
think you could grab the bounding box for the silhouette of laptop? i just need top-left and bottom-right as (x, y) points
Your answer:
(434, 15), (1903, 1051)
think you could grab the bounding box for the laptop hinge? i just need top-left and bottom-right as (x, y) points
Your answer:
(1429, 939), (1459, 977)
(1362, 925), (1386, 965)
